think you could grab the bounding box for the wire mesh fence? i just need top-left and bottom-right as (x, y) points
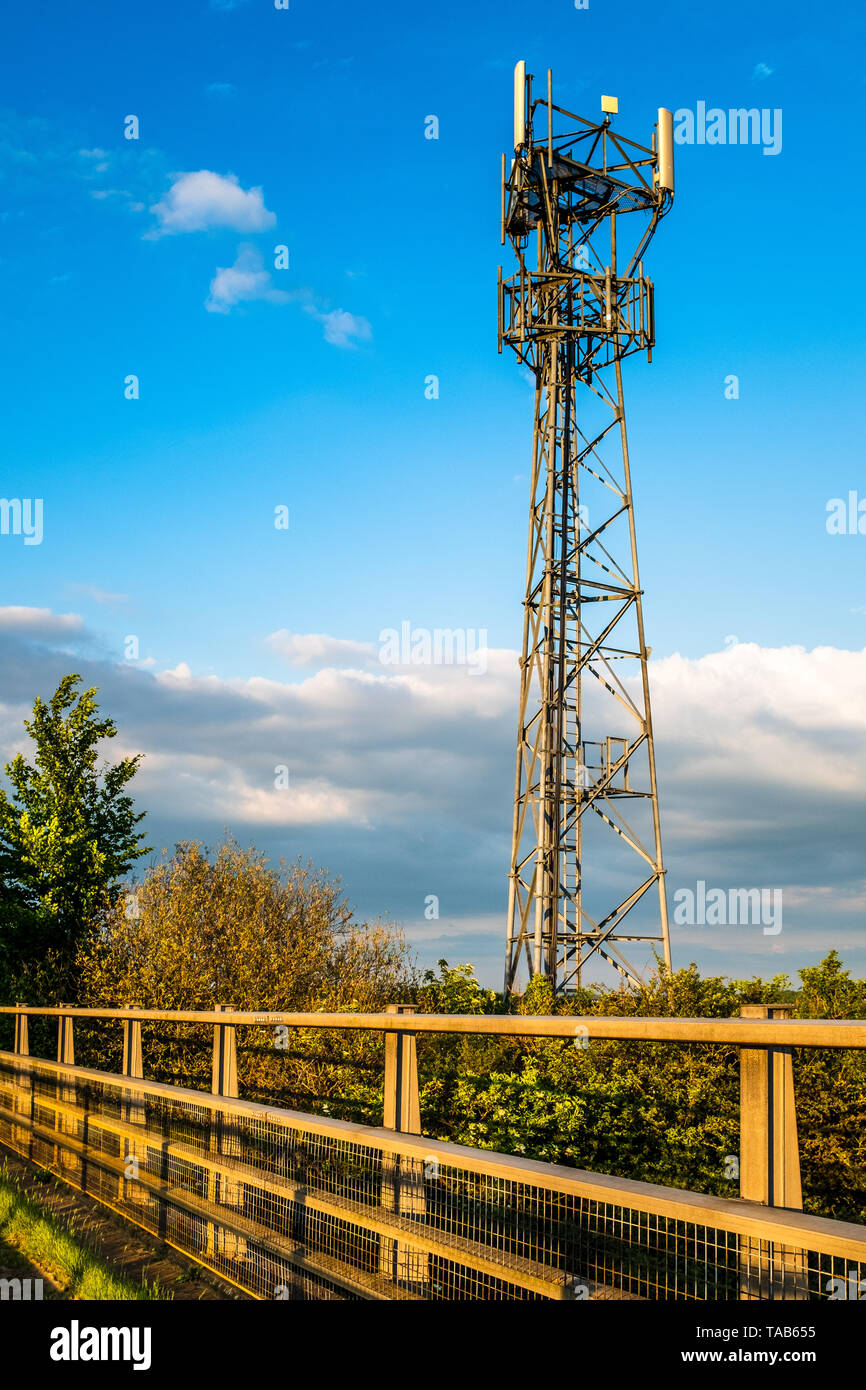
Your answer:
(1, 1048), (864, 1302)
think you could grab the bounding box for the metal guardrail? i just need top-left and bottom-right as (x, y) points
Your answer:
(0, 1004), (864, 1301)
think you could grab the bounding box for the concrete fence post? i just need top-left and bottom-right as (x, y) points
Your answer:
(120, 1007), (146, 1206)
(54, 1007), (75, 1177)
(13, 1004), (31, 1157)
(211, 1004), (238, 1099)
(380, 1004), (426, 1293)
(14, 1005), (29, 1057)
(122, 1007), (143, 1080)
(56, 1010), (75, 1067)
(739, 1004), (802, 1209)
(383, 1003), (420, 1134)
(208, 1005), (244, 1265)
(738, 1003), (805, 1298)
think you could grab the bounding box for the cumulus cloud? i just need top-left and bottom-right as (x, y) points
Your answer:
(651, 643), (866, 797)
(0, 607), (84, 638)
(267, 630), (375, 668)
(150, 170), (276, 235)
(1, 617), (864, 983)
(205, 244), (289, 314)
(157, 662), (194, 682)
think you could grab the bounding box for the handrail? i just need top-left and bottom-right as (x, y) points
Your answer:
(2, 1004), (865, 1048)
(4, 1000), (860, 1223)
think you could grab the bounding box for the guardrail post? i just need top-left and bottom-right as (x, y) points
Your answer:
(211, 1004), (238, 1099)
(56, 1009), (75, 1066)
(14, 1005), (29, 1057)
(122, 1007), (143, 1080)
(120, 1007), (146, 1208)
(739, 1003), (804, 1298)
(739, 1004), (802, 1208)
(208, 1005), (245, 1267)
(380, 1004), (426, 1294)
(383, 1004), (420, 1134)
(54, 1007), (75, 1177)
(13, 1005), (31, 1157)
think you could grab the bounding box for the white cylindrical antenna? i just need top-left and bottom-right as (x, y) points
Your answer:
(657, 107), (674, 193)
(547, 68), (553, 166)
(501, 152), (506, 244)
(514, 60), (526, 150)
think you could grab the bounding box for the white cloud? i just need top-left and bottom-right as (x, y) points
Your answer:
(267, 630), (375, 668)
(205, 244), (289, 314)
(304, 306), (372, 348)
(150, 170), (276, 235)
(2, 618), (865, 980)
(650, 644), (866, 801)
(753, 61), (774, 79)
(66, 584), (129, 609)
(157, 662), (193, 682)
(0, 607), (84, 638)
(217, 770), (366, 826)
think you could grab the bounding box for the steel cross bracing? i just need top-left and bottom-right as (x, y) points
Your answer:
(500, 68), (675, 994)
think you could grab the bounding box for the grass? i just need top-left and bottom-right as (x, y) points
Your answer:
(0, 1164), (171, 1300)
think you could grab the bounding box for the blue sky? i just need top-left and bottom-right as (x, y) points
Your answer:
(1, 0), (865, 987)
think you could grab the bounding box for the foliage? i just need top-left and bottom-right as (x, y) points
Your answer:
(413, 954), (866, 1225)
(0, 674), (149, 1002)
(75, 838), (416, 1119)
(789, 951), (866, 1221)
(416, 959), (500, 1016)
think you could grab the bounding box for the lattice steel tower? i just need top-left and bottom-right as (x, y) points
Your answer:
(500, 64), (675, 994)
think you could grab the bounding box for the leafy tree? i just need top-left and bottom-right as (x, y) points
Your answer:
(417, 959), (499, 1016)
(75, 838), (415, 1117)
(796, 949), (866, 1019)
(0, 674), (149, 1000)
(789, 952), (866, 1221)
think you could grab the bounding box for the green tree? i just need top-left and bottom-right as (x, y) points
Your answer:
(416, 959), (498, 1016)
(0, 673), (149, 999)
(790, 951), (866, 1221)
(75, 838), (415, 1118)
